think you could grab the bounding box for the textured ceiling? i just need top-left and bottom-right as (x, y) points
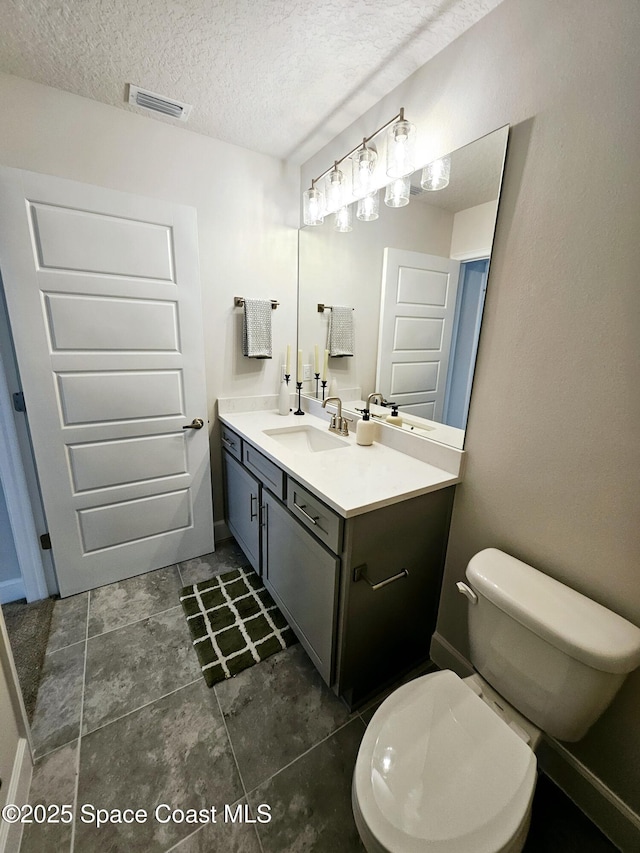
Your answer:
(0, 0), (504, 163)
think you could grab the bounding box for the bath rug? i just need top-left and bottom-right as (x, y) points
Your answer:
(180, 566), (297, 687)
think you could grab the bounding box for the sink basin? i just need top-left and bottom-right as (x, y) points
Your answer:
(263, 425), (349, 453)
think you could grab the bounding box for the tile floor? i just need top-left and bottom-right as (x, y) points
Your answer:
(18, 540), (620, 852)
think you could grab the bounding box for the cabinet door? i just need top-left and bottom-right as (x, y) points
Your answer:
(223, 451), (260, 573)
(262, 492), (338, 685)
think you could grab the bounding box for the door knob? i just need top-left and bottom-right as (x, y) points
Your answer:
(182, 418), (204, 430)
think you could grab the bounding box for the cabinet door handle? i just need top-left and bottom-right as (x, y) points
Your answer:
(250, 494), (258, 521)
(293, 501), (319, 525)
(222, 436), (236, 449)
(260, 503), (267, 528)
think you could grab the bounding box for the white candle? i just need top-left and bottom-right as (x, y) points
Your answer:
(322, 349), (329, 380)
(285, 344), (291, 376)
(297, 349), (303, 382)
(314, 344), (319, 374)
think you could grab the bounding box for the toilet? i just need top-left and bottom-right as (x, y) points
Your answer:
(352, 548), (640, 853)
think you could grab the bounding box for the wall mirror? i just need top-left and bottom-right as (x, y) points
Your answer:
(298, 125), (509, 448)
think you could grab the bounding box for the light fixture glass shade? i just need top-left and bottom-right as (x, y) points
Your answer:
(384, 176), (410, 208)
(303, 186), (325, 225)
(421, 156), (451, 191)
(326, 166), (345, 213)
(386, 118), (416, 178)
(356, 190), (379, 222)
(352, 144), (377, 196)
(334, 205), (353, 232)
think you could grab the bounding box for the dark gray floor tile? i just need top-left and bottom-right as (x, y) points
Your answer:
(169, 799), (262, 853)
(179, 541), (249, 586)
(74, 681), (243, 853)
(216, 644), (351, 792)
(88, 564), (182, 637)
(30, 642), (84, 758)
(83, 606), (201, 734)
(47, 592), (88, 653)
(249, 718), (366, 853)
(20, 740), (77, 853)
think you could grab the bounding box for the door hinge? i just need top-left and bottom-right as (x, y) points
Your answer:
(40, 533), (52, 550)
(12, 391), (26, 413)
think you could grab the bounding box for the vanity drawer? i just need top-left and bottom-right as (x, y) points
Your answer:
(242, 442), (285, 500)
(287, 479), (343, 554)
(220, 425), (242, 461)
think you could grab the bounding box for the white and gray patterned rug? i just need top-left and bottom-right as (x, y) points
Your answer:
(180, 566), (296, 687)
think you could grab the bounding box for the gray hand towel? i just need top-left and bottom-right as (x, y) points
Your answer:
(242, 298), (272, 358)
(327, 306), (354, 357)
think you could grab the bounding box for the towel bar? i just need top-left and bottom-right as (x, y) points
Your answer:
(353, 564), (409, 591)
(235, 297), (279, 309)
(317, 303), (354, 313)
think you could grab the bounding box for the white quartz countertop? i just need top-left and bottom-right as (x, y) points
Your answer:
(218, 409), (461, 518)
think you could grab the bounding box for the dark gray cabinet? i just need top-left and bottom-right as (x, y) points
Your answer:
(221, 425), (454, 708)
(223, 451), (260, 573)
(262, 492), (338, 684)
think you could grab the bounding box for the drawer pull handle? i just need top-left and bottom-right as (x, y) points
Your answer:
(250, 493), (258, 521)
(293, 501), (319, 525)
(222, 436), (236, 448)
(353, 564), (409, 591)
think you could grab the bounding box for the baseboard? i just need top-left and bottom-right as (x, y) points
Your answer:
(0, 578), (25, 605)
(538, 739), (640, 852)
(429, 631), (474, 677)
(429, 632), (640, 850)
(0, 737), (32, 853)
(214, 519), (231, 543)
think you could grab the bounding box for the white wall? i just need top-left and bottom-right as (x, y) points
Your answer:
(0, 73), (299, 526)
(301, 0), (640, 826)
(0, 480), (22, 598)
(450, 199), (498, 260)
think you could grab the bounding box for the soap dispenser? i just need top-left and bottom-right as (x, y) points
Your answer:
(356, 409), (375, 446)
(385, 403), (403, 427)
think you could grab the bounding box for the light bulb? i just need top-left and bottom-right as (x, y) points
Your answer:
(421, 156), (451, 191)
(386, 118), (416, 178)
(334, 205), (352, 232)
(384, 176), (410, 208)
(352, 144), (377, 196)
(303, 186), (325, 226)
(356, 190), (379, 222)
(326, 166), (345, 213)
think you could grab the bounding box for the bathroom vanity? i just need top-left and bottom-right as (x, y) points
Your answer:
(219, 405), (462, 708)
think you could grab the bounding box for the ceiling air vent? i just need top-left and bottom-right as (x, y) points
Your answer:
(127, 85), (192, 122)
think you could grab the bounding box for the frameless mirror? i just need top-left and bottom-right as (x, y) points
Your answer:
(297, 125), (509, 448)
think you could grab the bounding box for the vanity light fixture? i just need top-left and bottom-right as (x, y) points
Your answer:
(421, 155), (451, 191)
(302, 107), (416, 226)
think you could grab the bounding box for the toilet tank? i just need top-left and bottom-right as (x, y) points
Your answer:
(464, 549), (640, 742)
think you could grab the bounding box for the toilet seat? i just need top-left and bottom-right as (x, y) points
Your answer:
(353, 670), (537, 853)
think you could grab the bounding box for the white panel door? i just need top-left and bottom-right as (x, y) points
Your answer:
(376, 248), (460, 420)
(0, 166), (214, 596)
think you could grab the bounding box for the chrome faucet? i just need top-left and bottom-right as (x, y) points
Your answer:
(322, 396), (352, 436)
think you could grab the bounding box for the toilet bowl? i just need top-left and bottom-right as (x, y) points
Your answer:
(352, 549), (640, 853)
(352, 670), (536, 853)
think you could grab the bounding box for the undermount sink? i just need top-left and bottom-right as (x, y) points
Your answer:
(263, 424), (349, 453)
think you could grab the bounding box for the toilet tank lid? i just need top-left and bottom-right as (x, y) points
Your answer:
(466, 549), (640, 675)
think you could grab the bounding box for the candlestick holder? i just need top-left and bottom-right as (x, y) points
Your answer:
(320, 380), (328, 400)
(284, 373), (291, 385)
(314, 373), (321, 398)
(294, 382), (305, 415)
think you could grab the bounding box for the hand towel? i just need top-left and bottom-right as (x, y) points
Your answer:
(242, 298), (272, 358)
(327, 306), (354, 357)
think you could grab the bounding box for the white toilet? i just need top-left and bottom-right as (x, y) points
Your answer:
(352, 548), (640, 853)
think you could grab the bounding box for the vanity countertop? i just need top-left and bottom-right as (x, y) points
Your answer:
(218, 409), (461, 518)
